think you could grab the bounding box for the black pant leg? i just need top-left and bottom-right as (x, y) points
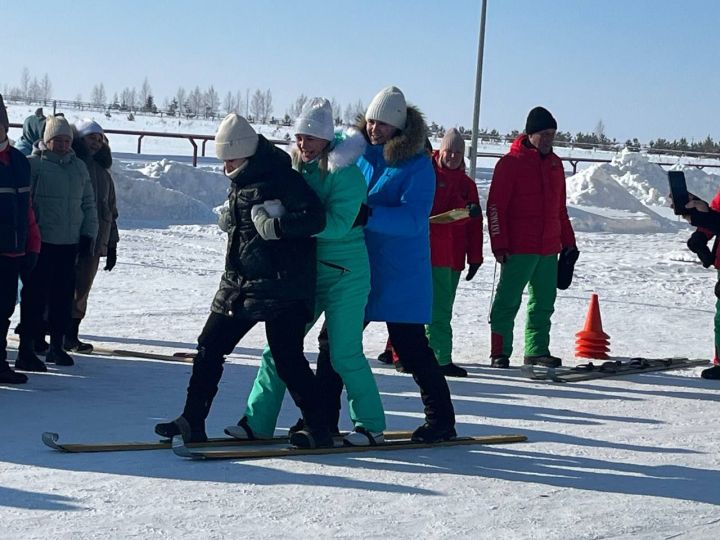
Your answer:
(181, 312), (255, 425)
(0, 257), (21, 364)
(46, 244), (78, 338)
(19, 244), (52, 339)
(266, 302), (325, 431)
(387, 322), (455, 428)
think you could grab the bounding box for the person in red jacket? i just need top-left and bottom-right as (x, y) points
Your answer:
(0, 94), (42, 384)
(425, 128), (483, 377)
(486, 107), (576, 368)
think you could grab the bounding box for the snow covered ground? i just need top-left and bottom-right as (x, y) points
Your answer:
(2, 103), (720, 539)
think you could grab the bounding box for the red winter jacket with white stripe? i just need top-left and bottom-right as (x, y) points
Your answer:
(486, 135), (575, 257)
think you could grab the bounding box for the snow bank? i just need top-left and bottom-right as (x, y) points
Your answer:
(112, 159), (228, 224)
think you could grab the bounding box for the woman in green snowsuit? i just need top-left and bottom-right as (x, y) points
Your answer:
(226, 98), (386, 446)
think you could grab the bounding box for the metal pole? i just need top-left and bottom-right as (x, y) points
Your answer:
(469, 0), (488, 181)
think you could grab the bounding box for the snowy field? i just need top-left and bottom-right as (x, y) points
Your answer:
(2, 103), (720, 539)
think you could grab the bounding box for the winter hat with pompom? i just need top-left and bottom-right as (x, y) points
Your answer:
(215, 113), (259, 160)
(294, 98), (334, 141)
(43, 115), (73, 144)
(365, 86), (407, 130)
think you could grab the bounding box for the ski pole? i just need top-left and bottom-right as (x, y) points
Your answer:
(487, 260), (498, 324)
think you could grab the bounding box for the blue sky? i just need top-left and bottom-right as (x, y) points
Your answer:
(3, 0), (719, 142)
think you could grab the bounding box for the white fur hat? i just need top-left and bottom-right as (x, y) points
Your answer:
(43, 115), (73, 144)
(76, 119), (104, 138)
(365, 86), (407, 130)
(294, 98), (334, 141)
(215, 113), (259, 160)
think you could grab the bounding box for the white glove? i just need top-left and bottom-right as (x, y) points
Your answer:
(263, 199), (286, 218)
(251, 205), (280, 240)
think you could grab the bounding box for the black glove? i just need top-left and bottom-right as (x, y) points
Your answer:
(466, 202), (482, 218)
(715, 280), (720, 299)
(78, 235), (94, 257)
(104, 246), (117, 271)
(353, 203), (372, 228)
(20, 252), (38, 274)
(687, 231), (714, 268)
(557, 246), (580, 290)
(465, 263), (481, 281)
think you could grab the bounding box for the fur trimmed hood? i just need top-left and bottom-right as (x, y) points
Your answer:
(290, 127), (367, 173)
(355, 105), (428, 165)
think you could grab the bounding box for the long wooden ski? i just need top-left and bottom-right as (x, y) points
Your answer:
(172, 434), (528, 460)
(41, 430), (415, 453)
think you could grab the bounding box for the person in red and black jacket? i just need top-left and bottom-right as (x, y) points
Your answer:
(0, 94), (41, 383)
(486, 106), (576, 369)
(425, 128), (483, 377)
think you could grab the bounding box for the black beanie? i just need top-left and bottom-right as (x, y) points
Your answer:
(525, 106), (557, 135)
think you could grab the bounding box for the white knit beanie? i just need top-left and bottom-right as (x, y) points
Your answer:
(215, 113), (259, 160)
(365, 86), (407, 130)
(76, 119), (104, 138)
(43, 115), (73, 144)
(294, 98), (334, 141)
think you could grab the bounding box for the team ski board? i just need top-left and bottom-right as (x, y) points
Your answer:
(41, 430), (415, 453)
(171, 433), (528, 460)
(520, 357), (709, 383)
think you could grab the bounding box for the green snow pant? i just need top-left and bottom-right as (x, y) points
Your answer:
(490, 254), (558, 359)
(425, 266), (461, 365)
(243, 259), (385, 437)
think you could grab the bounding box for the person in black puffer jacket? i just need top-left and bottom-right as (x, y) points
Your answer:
(155, 114), (332, 448)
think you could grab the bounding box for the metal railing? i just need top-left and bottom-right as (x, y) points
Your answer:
(473, 151), (720, 174)
(8, 122), (290, 166)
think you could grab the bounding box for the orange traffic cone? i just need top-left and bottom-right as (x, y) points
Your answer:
(575, 293), (610, 359)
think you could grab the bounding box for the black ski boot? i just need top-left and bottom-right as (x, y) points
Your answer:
(64, 319), (93, 353)
(155, 416), (208, 443)
(15, 338), (47, 372)
(46, 335), (74, 366)
(224, 416), (260, 440)
(411, 423), (457, 443)
(289, 427), (334, 449)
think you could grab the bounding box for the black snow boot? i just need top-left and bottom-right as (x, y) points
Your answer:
(224, 416), (260, 440)
(411, 423), (457, 443)
(288, 417), (340, 437)
(490, 355), (510, 368)
(0, 360), (28, 384)
(439, 363), (468, 378)
(289, 427), (334, 449)
(701, 365), (720, 380)
(46, 335), (74, 366)
(15, 338), (47, 372)
(524, 354), (562, 368)
(64, 319), (93, 353)
(155, 416), (208, 443)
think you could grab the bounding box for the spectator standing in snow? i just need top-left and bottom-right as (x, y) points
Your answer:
(486, 106), (576, 369)
(0, 94), (41, 384)
(15, 108), (46, 156)
(155, 114), (333, 448)
(16, 115), (98, 371)
(227, 98), (386, 446)
(314, 86), (457, 443)
(65, 120), (119, 353)
(424, 128), (484, 378)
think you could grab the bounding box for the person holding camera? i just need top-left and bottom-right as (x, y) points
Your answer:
(680, 194), (720, 380)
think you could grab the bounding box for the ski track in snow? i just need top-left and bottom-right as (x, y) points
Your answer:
(2, 226), (720, 539)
